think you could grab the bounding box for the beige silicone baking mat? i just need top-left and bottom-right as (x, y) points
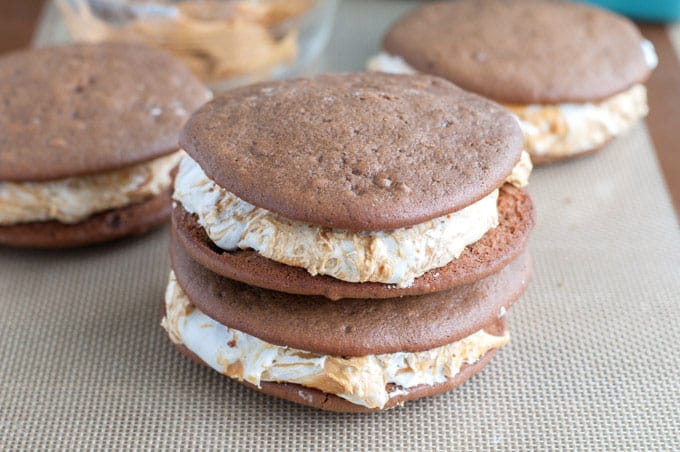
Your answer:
(2, 1), (679, 449)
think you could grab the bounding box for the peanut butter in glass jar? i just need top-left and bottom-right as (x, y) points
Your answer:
(57, 0), (337, 90)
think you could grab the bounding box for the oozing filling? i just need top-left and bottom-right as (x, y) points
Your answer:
(367, 40), (656, 157)
(173, 154), (530, 288)
(506, 84), (648, 157)
(162, 271), (509, 409)
(0, 151), (184, 225)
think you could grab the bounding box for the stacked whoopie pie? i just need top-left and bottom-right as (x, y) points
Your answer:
(0, 43), (211, 247)
(162, 73), (536, 412)
(368, 0), (657, 163)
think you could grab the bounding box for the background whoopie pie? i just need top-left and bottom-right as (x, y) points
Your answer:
(163, 72), (536, 411)
(368, 0), (657, 163)
(0, 42), (211, 248)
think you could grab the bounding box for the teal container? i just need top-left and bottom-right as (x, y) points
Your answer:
(576, 0), (680, 22)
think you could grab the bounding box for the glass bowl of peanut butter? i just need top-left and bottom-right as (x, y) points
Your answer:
(56, 0), (339, 91)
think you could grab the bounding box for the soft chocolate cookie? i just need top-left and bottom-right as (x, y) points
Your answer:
(0, 43), (210, 181)
(169, 236), (531, 356)
(172, 184), (534, 300)
(180, 73), (523, 231)
(383, 0), (651, 104)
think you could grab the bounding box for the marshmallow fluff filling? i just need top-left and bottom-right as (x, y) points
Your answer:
(162, 271), (509, 409)
(367, 40), (657, 157)
(173, 154), (531, 288)
(0, 151), (184, 225)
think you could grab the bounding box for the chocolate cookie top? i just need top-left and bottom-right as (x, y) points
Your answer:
(383, 0), (651, 104)
(0, 43), (211, 182)
(180, 73), (523, 231)
(170, 237), (532, 356)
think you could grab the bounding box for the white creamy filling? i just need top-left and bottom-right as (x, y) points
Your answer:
(161, 271), (509, 409)
(507, 84), (648, 156)
(641, 39), (659, 70)
(368, 41), (655, 157)
(505, 150), (532, 188)
(0, 151), (184, 225)
(366, 52), (418, 75)
(173, 155), (530, 288)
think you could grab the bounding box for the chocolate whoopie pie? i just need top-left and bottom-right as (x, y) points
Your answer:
(163, 236), (532, 412)
(368, 0), (658, 163)
(0, 43), (211, 247)
(163, 72), (536, 411)
(172, 73), (534, 299)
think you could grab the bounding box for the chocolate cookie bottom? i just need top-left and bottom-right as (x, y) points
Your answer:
(173, 340), (499, 413)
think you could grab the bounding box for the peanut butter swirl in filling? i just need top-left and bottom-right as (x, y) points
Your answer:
(0, 151), (183, 225)
(173, 153), (530, 287)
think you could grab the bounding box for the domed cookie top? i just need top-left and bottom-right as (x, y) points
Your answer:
(180, 72), (523, 231)
(383, 0), (651, 104)
(0, 43), (211, 182)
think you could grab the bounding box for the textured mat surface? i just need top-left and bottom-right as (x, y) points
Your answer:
(1, 1), (679, 449)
